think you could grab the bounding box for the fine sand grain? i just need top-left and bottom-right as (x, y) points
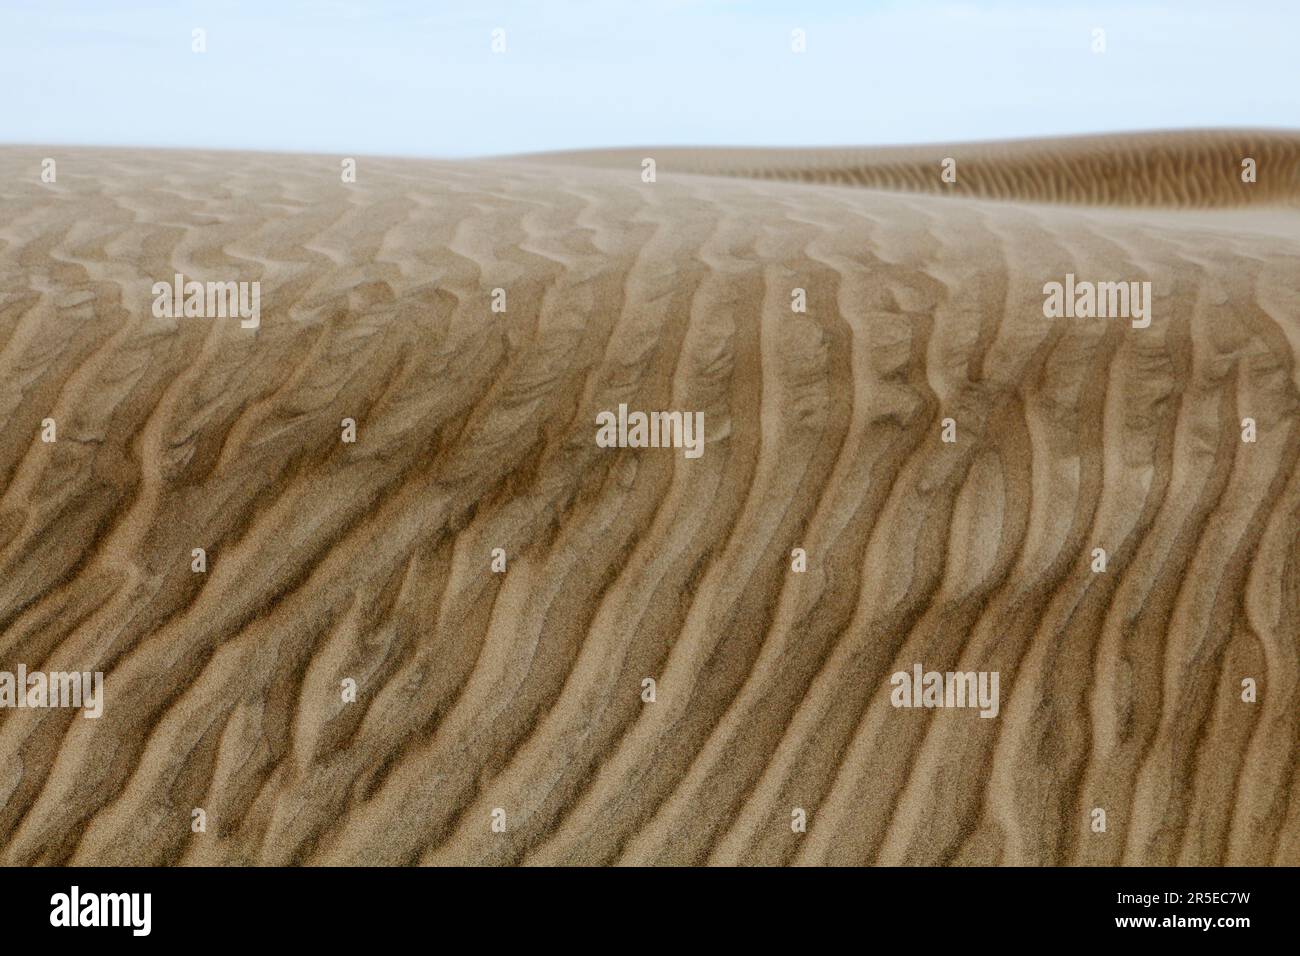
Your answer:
(0, 131), (1296, 865)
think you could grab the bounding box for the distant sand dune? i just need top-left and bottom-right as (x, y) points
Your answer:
(0, 131), (1296, 865)
(521, 129), (1300, 207)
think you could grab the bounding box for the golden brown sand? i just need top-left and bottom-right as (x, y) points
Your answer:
(0, 131), (1296, 865)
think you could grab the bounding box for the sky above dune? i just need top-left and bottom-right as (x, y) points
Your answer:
(3, 0), (1297, 158)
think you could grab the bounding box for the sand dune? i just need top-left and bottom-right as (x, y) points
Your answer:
(0, 131), (1296, 866)
(522, 129), (1300, 207)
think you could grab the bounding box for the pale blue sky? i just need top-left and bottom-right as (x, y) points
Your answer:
(3, 0), (1296, 157)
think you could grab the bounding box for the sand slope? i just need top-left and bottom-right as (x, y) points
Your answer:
(0, 132), (1296, 865)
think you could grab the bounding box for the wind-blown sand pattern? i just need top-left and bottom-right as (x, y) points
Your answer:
(0, 131), (1296, 866)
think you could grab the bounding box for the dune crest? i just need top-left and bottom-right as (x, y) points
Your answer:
(0, 132), (1296, 865)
